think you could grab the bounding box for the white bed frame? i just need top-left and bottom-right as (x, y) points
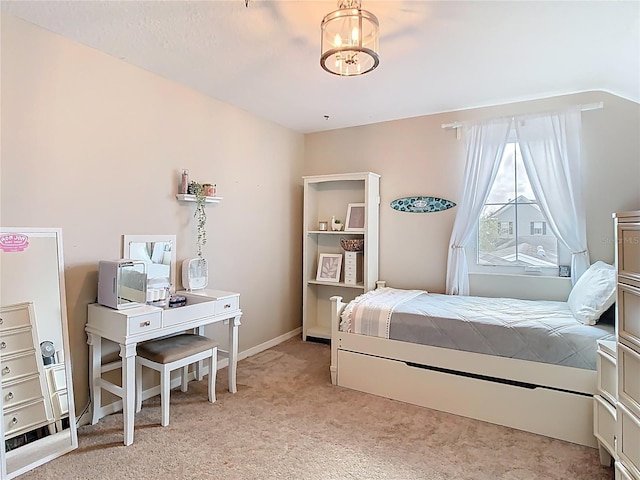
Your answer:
(329, 284), (598, 448)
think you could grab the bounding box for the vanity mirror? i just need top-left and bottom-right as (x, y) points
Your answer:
(0, 228), (78, 479)
(123, 235), (176, 302)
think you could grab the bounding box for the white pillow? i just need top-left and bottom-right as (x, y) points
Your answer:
(567, 261), (616, 325)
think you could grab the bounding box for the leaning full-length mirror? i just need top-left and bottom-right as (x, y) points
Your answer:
(0, 228), (77, 479)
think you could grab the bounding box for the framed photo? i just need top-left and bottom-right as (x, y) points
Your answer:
(559, 265), (571, 278)
(316, 253), (342, 282)
(345, 203), (365, 232)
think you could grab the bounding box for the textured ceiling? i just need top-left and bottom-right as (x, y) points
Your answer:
(2, 1), (639, 133)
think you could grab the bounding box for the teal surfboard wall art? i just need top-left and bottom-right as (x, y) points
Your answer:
(390, 196), (456, 213)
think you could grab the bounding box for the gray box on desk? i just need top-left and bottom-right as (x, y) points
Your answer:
(98, 259), (147, 309)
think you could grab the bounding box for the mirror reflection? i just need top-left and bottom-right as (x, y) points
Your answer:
(0, 228), (77, 479)
(123, 235), (176, 304)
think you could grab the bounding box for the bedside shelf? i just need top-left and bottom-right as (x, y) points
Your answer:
(176, 194), (223, 203)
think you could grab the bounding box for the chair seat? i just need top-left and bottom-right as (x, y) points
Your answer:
(135, 333), (218, 426)
(137, 334), (218, 364)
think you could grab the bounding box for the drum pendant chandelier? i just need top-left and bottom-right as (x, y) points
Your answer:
(320, 0), (380, 76)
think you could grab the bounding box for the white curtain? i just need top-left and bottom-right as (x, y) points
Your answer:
(515, 106), (589, 284)
(446, 118), (512, 295)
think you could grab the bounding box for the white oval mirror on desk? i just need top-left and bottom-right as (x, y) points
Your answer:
(0, 228), (78, 479)
(123, 235), (176, 304)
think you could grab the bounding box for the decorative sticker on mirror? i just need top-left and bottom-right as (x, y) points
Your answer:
(0, 233), (29, 252)
(390, 196), (457, 213)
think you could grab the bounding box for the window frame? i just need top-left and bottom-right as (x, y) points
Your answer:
(468, 136), (570, 276)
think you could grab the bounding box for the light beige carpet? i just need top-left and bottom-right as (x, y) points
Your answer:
(20, 337), (612, 479)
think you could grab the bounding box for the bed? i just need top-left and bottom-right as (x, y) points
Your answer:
(329, 262), (617, 447)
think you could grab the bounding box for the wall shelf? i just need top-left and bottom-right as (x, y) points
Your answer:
(176, 194), (223, 204)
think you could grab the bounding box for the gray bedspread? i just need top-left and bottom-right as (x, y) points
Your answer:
(342, 289), (615, 370)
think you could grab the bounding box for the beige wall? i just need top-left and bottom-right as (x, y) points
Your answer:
(2, 13), (639, 417)
(304, 91), (640, 297)
(0, 15), (304, 413)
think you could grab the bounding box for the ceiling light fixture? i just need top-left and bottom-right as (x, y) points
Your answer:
(320, 0), (379, 76)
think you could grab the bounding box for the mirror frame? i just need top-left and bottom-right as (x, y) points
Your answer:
(122, 234), (177, 295)
(0, 227), (78, 479)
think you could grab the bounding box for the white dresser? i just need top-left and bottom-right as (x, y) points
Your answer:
(0, 303), (53, 441)
(614, 210), (640, 480)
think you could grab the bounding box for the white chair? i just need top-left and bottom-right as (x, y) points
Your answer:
(135, 333), (218, 426)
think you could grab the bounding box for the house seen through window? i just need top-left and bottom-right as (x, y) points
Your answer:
(477, 141), (559, 268)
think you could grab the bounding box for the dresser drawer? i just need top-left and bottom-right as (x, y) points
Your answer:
(598, 341), (618, 404)
(618, 341), (640, 418)
(594, 394), (617, 459)
(54, 391), (69, 415)
(619, 284), (640, 349)
(3, 399), (49, 439)
(2, 375), (43, 409)
(617, 403), (640, 479)
(0, 304), (31, 331)
(618, 222), (640, 282)
(1, 352), (39, 382)
(128, 311), (162, 335)
(0, 327), (35, 357)
(615, 461), (635, 480)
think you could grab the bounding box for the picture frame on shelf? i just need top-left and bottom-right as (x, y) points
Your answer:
(345, 203), (365, 232)
(559, 265), (571, 278)
(316, 253), (343, 282)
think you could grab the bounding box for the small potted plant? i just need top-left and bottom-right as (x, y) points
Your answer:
(331, 216), (342, 231)
(188, 181), (207, 258)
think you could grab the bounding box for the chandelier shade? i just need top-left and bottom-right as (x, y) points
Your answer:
(320, 0), (379, 76)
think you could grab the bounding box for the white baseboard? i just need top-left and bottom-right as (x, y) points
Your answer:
(80, 326), (302, 426)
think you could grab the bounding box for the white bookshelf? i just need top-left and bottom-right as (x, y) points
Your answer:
(302, 172), (380, 341)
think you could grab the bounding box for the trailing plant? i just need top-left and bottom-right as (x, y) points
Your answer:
(189, 181), (207, 258)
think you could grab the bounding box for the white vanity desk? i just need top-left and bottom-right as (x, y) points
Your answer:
(85, 289), (241, 446)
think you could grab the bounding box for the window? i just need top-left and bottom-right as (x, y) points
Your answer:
(477, 141), (560, 269)
(531, 221), (546, 235)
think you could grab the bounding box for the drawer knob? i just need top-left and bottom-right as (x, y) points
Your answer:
(2, 366), (10, 375)
(140, 321), (151, 327)
(224, 304), (231, 309)
(0, 341), (5, 349)
(6, 391), (13, 400)
(0, 317), (3, 325)
(10, 416), (18, 425)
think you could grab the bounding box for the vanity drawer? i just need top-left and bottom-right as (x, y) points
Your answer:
(2, 375), (43, 409)
(0, 304), (31, 331)
(618, 284), (640, 349)
(1, 352), (39, 382)
(594, 394), (617, 459)
(618, 341), (640, 419)
(617, 403), (640, 479)
(0, 327), (35, 357)
(163, 297), (214, 327)
(214, 296), (239, 315)
(597, 340), (618, 404)
(128, 311), (162, 335)
(3, 399), (48, 439)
